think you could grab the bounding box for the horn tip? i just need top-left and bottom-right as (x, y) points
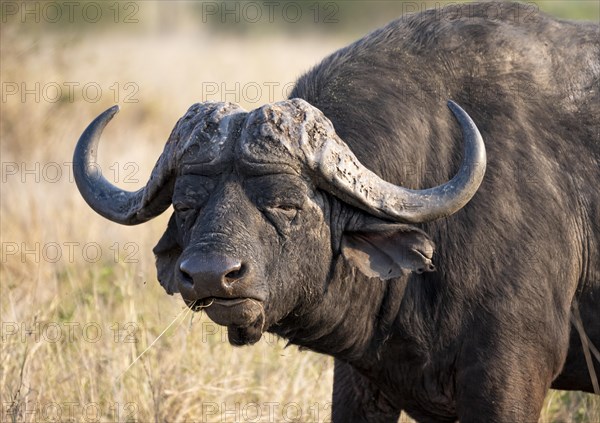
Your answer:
(446, 99), (459, 112)
(107, 104), (120, 115)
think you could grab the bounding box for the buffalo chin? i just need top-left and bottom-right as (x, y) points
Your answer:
(203, 299), (265, 345)
(227, 318), (265, 345)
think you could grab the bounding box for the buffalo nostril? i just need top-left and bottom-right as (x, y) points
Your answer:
(225, 262), (247, 281)
(179, 261), (194, 286)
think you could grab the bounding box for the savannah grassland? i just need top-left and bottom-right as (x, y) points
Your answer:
(1, 2), (599, 422)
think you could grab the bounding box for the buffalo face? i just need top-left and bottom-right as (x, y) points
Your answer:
(168, 168), (333, 345)
(73, 99), (486, 345)
(154, 101), (341, 344)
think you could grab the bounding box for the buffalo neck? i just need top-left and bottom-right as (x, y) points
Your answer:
(269, 256), (427, 367)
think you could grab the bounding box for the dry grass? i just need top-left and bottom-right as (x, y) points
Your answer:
(1, 3), (598, 422)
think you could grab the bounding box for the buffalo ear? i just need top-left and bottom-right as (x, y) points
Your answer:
(341, 221), (435, 280)
(152, 213), (182, 295)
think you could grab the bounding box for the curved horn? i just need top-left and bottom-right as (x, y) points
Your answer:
(73, 106), (174, 225)
(312, 100), (486, 223)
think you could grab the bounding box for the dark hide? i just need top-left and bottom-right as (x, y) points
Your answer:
(287, 2), (599, 421)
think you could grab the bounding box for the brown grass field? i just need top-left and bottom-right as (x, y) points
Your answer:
(1, 2), (599, 422)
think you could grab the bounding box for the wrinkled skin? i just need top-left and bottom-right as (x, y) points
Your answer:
(75, 3), (599, 422)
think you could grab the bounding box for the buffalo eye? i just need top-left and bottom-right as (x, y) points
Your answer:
(174, 202), (195, 215)
(269, 204), (299, 220)
(274, 204), (297, 212)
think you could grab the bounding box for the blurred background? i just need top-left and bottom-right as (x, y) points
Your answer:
(1, 1), (599, 422)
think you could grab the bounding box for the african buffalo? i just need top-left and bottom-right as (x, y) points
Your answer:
(73, 2), (599, 422)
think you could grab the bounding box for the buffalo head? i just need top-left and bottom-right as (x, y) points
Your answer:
(73, 99), (485, 345)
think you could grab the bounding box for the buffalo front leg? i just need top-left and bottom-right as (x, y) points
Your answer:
(455, 333), (557, 422)
(332, 359), (401, 423)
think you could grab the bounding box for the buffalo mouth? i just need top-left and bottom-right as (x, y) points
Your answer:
(186, 297), (266, 345)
